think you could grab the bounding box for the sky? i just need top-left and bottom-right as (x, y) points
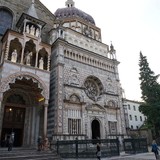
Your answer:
(40, 0), (160, 101)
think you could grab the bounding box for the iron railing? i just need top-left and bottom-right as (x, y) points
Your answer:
(51, 137), (148, 158)
(123, 138), (148, 154)
(54, 138), (119, 158)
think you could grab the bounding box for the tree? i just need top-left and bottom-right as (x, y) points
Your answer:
(139, 52), (160, 138)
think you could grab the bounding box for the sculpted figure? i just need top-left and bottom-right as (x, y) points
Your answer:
(35, 28), (40, 37)
(39, 57), (44, 69)
(30, 25), (35, 35)
(26, 25), (29, 33)
(11, 49), (17, 63)
(26, 51), (32, 65)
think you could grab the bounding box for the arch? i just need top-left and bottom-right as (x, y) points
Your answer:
(6, 93), (26, 105)
(9, 38), (22, 63)
(3, 88), (32, 105)
(0, 72), (49, 100)
(38, 48), (48, 70)
(69, 94), (80, 103)
(0, 7), (13, 35)
(91, 119), (101, 139)
(24, 40), (36, 67)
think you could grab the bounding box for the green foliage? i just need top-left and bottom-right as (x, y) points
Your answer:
(139, 52), (160, 137)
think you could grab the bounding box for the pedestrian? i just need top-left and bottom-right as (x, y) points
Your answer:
(8, 136), (13, 151)
(151, 140), (159, 159)
(96, 142), (101, 160)
(37, 136), (43, 151)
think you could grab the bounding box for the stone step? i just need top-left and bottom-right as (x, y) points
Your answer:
(0, 148), (61, 160)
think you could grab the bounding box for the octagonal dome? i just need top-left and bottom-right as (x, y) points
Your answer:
(54, 0), (95, 25)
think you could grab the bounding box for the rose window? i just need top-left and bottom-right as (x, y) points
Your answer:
(84, 77), (103, 101)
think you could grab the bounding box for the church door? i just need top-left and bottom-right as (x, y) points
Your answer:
(92, 119), (100, 139)
(1, 106), (25, 147)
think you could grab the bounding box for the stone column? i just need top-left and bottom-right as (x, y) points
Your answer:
(4, 40), (10, 60)
(35, 51), (38, 68)
(81, 104), (86, 135)
(43, 103), (48, 138)
(47, 54), (50, 71)
(20, 44), (25, 64)
(43, 102), (50, 150)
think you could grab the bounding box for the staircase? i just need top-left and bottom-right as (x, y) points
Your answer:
(0, 147), (61, 160)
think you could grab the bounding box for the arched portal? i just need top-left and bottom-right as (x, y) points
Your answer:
(92, 119), (100, 139)
(0, 72), (49, 147)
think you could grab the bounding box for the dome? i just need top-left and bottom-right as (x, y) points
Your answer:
(54, 0), (95, 25)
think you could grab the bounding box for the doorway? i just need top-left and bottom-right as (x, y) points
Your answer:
(92, 119), (100, 139)
(1, 106), (25, 147)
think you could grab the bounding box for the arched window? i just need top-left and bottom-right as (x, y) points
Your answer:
(0, 8), (13, 35)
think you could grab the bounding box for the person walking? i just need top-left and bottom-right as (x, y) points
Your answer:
(96, 142), (101, 160)
(8, 136), (13, 151)
(151, 140), (159, 159)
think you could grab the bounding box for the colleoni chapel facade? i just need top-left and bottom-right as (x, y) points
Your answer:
(0, 0), (126, 147)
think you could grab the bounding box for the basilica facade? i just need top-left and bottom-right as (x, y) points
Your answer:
(0, 0), (126, 147)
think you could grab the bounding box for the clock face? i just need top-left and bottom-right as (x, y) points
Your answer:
(84, 79), (98, 100)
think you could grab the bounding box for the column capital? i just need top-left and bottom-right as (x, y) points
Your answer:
(45, 99), (49, 105)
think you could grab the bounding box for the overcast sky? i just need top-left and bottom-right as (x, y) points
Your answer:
(40, 0), (160, 101)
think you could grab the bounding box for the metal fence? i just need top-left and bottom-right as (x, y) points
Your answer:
(51, 137), (148, 158)
(54, 138), (119, 158)
(123, 138), (148, 154)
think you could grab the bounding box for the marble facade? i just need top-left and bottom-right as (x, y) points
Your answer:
(0, 0), (126, 147)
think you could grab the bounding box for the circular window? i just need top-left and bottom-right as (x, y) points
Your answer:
(84, 77), (103, 101)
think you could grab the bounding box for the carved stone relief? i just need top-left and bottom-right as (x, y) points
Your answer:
(106, 83), (114, 93)
(70, 94), (80, 103)
(69, 74), (80, 86)
(64, 88), (81, 101)
(86, 104), (105, 112)
(104, 99), (118, 108)
(0, 72), (49, 100)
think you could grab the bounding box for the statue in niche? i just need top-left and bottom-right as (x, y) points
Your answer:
(30, 25), (35, 35)
(26, 25), (29, 33)
(11, 49), (17, 63)
(39, 57), (44, 69)
(25, 51), (32, 65)
(35, 28), (40, 37)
